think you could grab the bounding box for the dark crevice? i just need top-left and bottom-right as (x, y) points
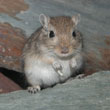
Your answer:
(0, 67), (28, 89)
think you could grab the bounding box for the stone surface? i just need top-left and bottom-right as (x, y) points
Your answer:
(0, 23), (26, 72)
(0, 71), (110, 110)
(0, 0), (28, 17)
(0, 72), (22, 93)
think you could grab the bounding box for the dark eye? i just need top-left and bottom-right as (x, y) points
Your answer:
(72, 31), (76, 37)
(49, 31), (55, 38)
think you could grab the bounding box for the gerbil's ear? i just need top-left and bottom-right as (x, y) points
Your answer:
(72, 14), (80, 25)
(39, 14), (50, 29)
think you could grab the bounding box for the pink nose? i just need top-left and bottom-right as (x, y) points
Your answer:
(61, 47), (69, 54)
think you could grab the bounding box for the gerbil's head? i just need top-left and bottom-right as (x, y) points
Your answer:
(39, 14), (82, 58)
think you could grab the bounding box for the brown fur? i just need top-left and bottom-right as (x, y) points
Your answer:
(23, 15), (83, 62)
(22, 14), (84, 93)
(50, 16), (74, 34)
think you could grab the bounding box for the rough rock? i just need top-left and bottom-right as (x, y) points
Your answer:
(0, 72), (22, 93)
(0, 23), (26, 72)
(0, 0), (28, 17)
(0, 71), (110, 110)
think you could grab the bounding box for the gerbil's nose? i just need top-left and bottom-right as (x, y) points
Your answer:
(61, 47), (69, 54)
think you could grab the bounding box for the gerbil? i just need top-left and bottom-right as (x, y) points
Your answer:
(22, 14), (84, 93)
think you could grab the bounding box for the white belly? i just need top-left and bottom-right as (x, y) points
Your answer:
(25, 59), (72, 87)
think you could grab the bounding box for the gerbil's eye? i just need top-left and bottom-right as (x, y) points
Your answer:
(72, 31), (76, 37)
(49, 31), (55, 38)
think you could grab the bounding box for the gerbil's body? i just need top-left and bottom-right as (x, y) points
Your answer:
(22, 14), (84, 93)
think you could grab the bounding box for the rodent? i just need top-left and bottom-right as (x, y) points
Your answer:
(22, 14), (84, 93)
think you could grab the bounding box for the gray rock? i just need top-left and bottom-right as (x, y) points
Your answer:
(0, 71), (110, 110)
(0, 0), (110, 36)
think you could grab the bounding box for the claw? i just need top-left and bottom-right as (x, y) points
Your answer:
(27, 85), (41, 94)
(52, 61), (63, 76)
(57, 70), (63, 76)
(53, 61), (62, 70)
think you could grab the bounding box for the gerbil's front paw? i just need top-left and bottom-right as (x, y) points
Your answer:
(53, 61), (62, 70)
(52, 61), (63, 76)
(70, 58), (77, 68)
(27, 85), (41, 94)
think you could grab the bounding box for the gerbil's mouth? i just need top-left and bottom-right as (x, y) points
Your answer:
(54, 46), (74, 59)
(54, 44), (82, 59)
(54, 51), (74, 59)
(54, 45), (81, 59)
